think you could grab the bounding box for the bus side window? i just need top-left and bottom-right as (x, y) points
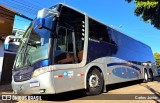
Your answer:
(108, 28), (117, 45)
(75, 32), (84, 62)
(55, 27), (75, 64)
(58, 6), (85, 63)
(89, 18), (110, 43)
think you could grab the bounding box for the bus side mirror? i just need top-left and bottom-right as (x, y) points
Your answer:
(36, 18), (45, 29)
(36, 8), (59, 29)
(36, 9), (46, 29)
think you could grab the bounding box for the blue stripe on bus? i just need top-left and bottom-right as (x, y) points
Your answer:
(33, 60), (50, 70)
(107, 62), (141, 72)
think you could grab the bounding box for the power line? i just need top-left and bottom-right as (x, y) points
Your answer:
(0, 0), (61, 19)
(0, 6), (36, 18)
(0, 3), (36, 17)
(8, 0), (41, 11)
(0, 4), (37, 18)
(0, 5), (33, 21)
(24, 0), (49, 8)
(1, 0), (41, 11)
(0, 0), (38, 13)
(48, 0), (66, 4)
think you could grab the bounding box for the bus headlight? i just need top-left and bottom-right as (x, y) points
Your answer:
(32, 66), (54, 77)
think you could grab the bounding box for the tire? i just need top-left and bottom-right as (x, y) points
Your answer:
(143, 69), (149, 83)
(86, 68), (104, 96)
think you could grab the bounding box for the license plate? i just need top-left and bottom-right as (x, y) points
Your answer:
(30, 81), (40, 88)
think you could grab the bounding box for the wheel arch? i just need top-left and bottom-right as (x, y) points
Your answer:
(84, 65), (105, 89)
(144, 67), (153, 79)
(148, 68), (154, 80)
(143, 68), (148, 77)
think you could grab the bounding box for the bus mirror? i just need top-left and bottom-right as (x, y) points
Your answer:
(37, 8), (59, 29)
(37, 9), (46, 29)
(37, 18), (45, 29)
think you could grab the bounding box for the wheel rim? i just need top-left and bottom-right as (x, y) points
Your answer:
(89, 74), (99, 88)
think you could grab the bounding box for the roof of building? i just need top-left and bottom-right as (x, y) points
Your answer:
(0, 5), (32, 20)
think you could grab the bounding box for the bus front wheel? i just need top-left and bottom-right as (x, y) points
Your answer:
(86, 68), (104, 96)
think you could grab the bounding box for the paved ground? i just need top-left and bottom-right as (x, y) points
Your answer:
(0, 77), (160, 103)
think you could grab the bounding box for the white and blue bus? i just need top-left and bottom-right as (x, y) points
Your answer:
(12, 3), (158, 95)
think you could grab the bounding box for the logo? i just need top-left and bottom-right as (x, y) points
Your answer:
(63, 72), (68, 76)
(19, 85), (24, 91)
(2, 95), (11, 100)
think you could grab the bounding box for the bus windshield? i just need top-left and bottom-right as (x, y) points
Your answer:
(15, 14), (55, 70)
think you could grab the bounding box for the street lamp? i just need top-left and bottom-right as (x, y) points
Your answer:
(118, 25), (123, 28)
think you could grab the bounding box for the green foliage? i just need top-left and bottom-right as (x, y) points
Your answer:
(125, 0), (160, 29)
(154, 52), (160, 68)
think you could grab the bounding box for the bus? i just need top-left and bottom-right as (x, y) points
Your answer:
(11, 3), (158, 95)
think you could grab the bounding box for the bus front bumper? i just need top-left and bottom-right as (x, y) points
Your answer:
(12, 72), (55, 94)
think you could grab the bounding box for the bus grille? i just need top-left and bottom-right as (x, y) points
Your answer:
(14, 72), (32, 82)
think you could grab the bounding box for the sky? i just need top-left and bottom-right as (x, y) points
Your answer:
(13, 15), (31, 30)
(1, 0), (160, 53)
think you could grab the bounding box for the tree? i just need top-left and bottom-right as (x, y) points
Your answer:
(126, 0), (160, 29)
(154, 52), (160, 68)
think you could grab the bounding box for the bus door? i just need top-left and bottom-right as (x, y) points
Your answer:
(53, 26), (84, 93)
(54, 26), (77, 64)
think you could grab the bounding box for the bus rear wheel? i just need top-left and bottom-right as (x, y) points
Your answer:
(86, 68), (104, 96)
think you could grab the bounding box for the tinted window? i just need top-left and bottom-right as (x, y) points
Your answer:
(89, 18), (110, 43)
(54, 27), (75, 64)
(54, 6), (85, 64)
(108, 28), (117, 45)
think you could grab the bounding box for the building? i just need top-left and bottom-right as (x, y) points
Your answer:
(0, 5), (32, 83)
